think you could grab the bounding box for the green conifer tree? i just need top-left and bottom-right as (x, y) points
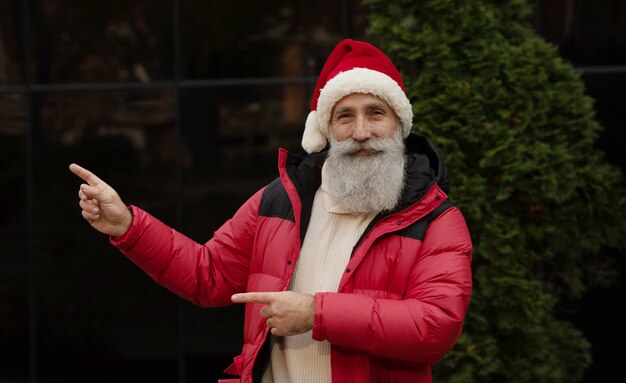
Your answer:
(364, 0), (626, 381)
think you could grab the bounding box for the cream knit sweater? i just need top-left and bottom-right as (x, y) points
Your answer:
(262, 163), (377, 383)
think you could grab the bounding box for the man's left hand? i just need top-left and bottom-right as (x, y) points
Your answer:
(231, 291), (315, 336)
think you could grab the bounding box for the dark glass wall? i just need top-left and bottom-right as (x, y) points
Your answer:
(0, 92), (28, 381)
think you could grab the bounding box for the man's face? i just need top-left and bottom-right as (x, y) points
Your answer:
(330, 93), (399, 152)
(325, 93), (406, 214)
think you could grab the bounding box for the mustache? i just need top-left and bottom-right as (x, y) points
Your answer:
(330, 135), (401, 155)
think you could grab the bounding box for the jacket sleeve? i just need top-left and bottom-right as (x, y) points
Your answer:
(312, 206), (472, 365)
(110, 187), (265, 308)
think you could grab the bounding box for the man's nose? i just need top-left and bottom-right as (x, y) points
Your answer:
(352, 117), (372, 141)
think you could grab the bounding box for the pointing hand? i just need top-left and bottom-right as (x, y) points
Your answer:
(69, 163), (132, 237)
(232, 291), (315, 336)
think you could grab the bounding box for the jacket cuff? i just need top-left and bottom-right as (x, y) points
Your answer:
(109, 205), (140, 251)
(312, 292), (326, 341)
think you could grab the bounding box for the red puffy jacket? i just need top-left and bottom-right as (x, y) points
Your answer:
(111, 133), (472, 382)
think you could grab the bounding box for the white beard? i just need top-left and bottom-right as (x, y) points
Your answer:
(325, 129), (406, 214)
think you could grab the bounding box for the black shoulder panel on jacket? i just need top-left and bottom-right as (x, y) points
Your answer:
(259, 178), (295, 222)
(396, 200), (453, 241)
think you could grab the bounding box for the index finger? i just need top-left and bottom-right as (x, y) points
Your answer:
(231, 292), (281, 304)
(69, 163), (104, 186)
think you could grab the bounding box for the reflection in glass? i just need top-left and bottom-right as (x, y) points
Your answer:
(182, 0), (368, 79)
(29, 0), (173, 84)
(0, 0), (23, 83)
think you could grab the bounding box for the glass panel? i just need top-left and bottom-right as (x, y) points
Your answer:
(181, 0), (369, 79)
(179, 84), (309, 381)
(538, 0), (626, 66)
(568, 70), (626, 383)
(582, 71), (626, 169)
(180, 85), (309, 186)
(34, 89), (179, 382)
(30, 0), (173, 84)
(0, 93), (28, 380)
(0, 0), (23, 83)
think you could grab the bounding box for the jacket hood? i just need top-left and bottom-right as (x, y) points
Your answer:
(397, 133), (450, 212)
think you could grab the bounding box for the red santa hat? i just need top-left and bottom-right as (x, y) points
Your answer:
(302, 39), (414, 153)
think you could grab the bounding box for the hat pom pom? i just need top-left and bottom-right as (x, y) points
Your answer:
(302, 111), (327, 153)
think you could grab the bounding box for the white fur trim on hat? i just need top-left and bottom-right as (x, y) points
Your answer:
(316, 67), (413, 139)
(302, 110), (327, 153)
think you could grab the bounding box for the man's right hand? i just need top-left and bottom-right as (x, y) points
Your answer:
(69, 163), (132, 238)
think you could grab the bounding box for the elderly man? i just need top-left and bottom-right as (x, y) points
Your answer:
(70, 39), (472, 383)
